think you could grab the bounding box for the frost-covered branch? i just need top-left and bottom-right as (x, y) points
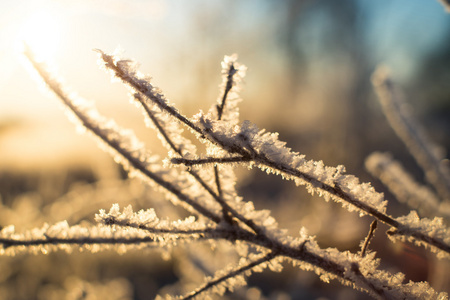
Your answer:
(180, 251), (278, 300)
(213, 56), (244, 224)
(216, 54), (241, 121)
(171, 156), (250, 166)
(386, 211), (450, 259)
(0, 221), (156, 255)
(22, 47), (450, 299)
(360, 220), (377, 257)
(190, 115), (450, 257)
(130, 61), (247, 229)
(24, 47), (221, 224)
(96, 50), (204, 135)
(104, 53), (264, 236)
(372, 66), (450, 202)
(100, 206), (444, 300)
(366, 152), (449, 219)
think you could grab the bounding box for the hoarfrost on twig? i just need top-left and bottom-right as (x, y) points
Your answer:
(16, 46), (450, 299)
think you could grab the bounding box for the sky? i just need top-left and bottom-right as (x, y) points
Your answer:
(0, 0), (449, 169)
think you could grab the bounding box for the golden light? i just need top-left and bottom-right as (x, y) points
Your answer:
(18, 9), (62, 61)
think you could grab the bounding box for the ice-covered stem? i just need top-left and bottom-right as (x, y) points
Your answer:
(0, 235), (156, 249)
(95, 205), (382, 297)
(128, 57), (262, 235)
(372, 66), (450, 201)
(24, 48), (221, 224)
(350, 263), (387, 299)
(387, 227), (450, 256)
(171, 155), (250, 166)
(96, 50), (204, 135)
(176, 148), (391, 223)
(214, 166), (235, 224)
(385, 211), (450, 259)
(252, 157), (449, 255)
(132, 93), (229, 223)
(180, 251), (277, 300)
(94, 206), (353, 290)
(216, 57), (237, 120)
(192, 116), (450, 256)
(366, 152), (447, 218)
(128, 55), (243, 226)
(96, 50), (450, 257)
(360, 220), (377, 257)
(0, 223), (225, 254)
(214, 58), (239, 224)
(103, 53), (245, 229)
(133, 92), (182, 154)
(96, 204), (232, 237)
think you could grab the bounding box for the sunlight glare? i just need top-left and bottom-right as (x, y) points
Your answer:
(18, 10), (62, 61)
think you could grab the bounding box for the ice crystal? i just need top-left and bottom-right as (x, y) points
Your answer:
(206, 54), (247, 126)
(96, 204), (212, 235)
(366, 152), (446, 218)
(388, 211), (450, 259)
(372, 66), (450, 201)
(194, 116), (388, 216)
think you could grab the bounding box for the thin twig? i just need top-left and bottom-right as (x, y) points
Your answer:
(97, 50), (204, 135)
(181, 251), (277, 300)
(0, 236), (156, 248)
(351, 263), (387, 300)
(361, 220), (377, 257)
(132, 94), (253, 230)
(214, 61), (238, 223)
(254, 154), (450, 255)
(171, 156), (251, 166)
(372, 67), (450, 201)
(216, 61), (237, 120)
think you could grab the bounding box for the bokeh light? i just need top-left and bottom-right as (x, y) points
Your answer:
(17, 9), (63, 62)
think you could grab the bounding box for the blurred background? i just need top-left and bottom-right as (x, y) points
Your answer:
(0, 0), (449, 299)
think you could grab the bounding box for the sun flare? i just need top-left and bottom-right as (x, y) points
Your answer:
(18, 10), (62, 61)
